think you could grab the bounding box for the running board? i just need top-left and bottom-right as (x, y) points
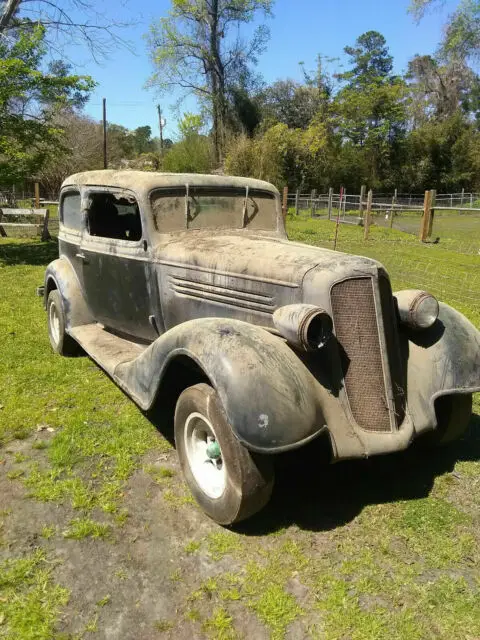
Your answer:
(70, 324), (148, 376)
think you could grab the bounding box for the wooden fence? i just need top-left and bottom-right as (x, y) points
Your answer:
(0, 208), (51, 241)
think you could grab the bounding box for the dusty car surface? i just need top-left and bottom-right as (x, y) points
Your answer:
(43, 170), (480, 524)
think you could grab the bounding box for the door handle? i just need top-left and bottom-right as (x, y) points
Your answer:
(76, 252), (88, 262)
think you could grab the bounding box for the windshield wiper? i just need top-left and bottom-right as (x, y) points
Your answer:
(242, 186), (249, 228)
(185, 184), (190, 228)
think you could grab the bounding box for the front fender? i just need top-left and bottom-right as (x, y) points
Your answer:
(404, 302), (480, 435)
(114, 318), (325, 453)
(44, 258), (93, 331)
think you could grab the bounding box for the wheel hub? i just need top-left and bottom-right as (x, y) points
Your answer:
(184, 412), (226, 500)
(206, 440), (221, 459)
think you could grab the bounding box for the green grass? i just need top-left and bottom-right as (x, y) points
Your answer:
(201, 607), (235, 640)
(0, 549), (69, 640)
(206, 531), (243, 560)
(62, 516), (111, 540)
(0, 233), (479, 639)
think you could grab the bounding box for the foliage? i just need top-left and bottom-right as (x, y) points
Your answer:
(226, 24), (480, 193)
(410, 0), (480, 62)
(162, 112), (213, 173)
(0, 24), (94, 185)
(147, 0), (273, 163)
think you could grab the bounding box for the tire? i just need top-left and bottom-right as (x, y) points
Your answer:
(423, 394), (473, 446)
(174, 383), (274, 525)
(47, 290), (80, 356)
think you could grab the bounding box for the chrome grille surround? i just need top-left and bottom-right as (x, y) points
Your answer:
(331, 276), (404, 433)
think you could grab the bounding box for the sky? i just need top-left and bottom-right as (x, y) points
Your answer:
(61, 0), (459, 140)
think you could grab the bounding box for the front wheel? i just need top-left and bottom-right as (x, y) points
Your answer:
(174, 383), (274, 525)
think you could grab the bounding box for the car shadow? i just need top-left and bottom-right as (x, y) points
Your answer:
(0, 239), (58, 266)
(237, 412), (480, 535)
(144, 390), (480, 535)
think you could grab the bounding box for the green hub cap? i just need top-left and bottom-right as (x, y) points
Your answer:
(206, 440), (221, 460)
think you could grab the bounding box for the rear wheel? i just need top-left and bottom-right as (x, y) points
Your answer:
(47, 290), (80, 356)
(424, 394), (473, 446)
(174, 383), (274, 525)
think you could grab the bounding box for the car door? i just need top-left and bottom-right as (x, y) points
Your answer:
(79, 188), (158, 342)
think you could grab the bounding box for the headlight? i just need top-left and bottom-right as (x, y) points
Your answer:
(395, 290), (439, 330)
(272, 304), (333, 351)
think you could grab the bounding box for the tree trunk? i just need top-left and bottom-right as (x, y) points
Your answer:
(208, 0), (226, 166)
(0, 0), (21, 31)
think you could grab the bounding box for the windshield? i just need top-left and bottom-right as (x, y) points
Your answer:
(150, 186), (278, 233)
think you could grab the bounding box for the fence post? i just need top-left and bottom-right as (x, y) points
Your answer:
(295, 190), (299, 216)
(282, 186), (288, 221)
(364, 189), (372, 240)
(34, 182), (40, 209)
(470, 193), (473, 208)
(419, 190), (433, 242)
(41, 209), (51, 242)
(390, 188), (397, 229)
(343, 188), (347, 218)
(359, 185), (366, 216)
(427, 189), (436, 239)
(333, 186), (344, 251)
(327, 187), (333, 220)
(311, 189), (317, 217)
(0, 210), (6, 237)
(461, 188), (465, 205)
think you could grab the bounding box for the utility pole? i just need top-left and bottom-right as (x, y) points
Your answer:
(157, 104), (166, 154)
(102, 98), (108, 169)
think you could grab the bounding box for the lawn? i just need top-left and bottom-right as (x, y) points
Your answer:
(0, 226), (479, 639)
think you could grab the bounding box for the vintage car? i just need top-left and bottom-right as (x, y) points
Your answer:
(43, 170), (480, 524)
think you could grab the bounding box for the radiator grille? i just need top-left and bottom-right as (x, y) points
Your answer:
(331, 277), (392, 432)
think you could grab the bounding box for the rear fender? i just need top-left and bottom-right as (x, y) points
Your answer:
(114, 318), (325, 453)
(403, 302), (480, 435)
(44, 258), (93, 331)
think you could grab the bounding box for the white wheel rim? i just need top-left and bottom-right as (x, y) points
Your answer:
(184, 411), (226, 500)
(49, 301), (60, 345)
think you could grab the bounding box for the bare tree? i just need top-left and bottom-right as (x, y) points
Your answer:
(0, 0), (134, 61)
(35, 112), (104, 193)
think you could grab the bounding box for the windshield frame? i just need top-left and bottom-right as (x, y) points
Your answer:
(148, 185), (282, 235)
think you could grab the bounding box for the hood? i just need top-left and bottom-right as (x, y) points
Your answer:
(153, 231), (380, 287)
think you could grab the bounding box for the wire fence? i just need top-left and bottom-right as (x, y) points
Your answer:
(287, 189), (480, 255)
(285, 187), (480, 324)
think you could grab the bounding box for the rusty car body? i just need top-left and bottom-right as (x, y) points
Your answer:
(43, 170), (480, 524)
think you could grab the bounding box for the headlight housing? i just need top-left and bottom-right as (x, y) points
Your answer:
(272, 304), (333, 351)
(395, 289), (439, 330)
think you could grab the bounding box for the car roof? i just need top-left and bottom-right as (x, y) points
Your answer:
(61, 170), (279, 198)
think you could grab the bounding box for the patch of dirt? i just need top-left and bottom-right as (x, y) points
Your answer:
(0, 439), (265, 639)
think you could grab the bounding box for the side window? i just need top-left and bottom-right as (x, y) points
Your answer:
(86, 192), (142, 241)
(60, 192), (82, 231)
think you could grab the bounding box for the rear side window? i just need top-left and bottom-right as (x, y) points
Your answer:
(86, 192), (142, 242)
(60, 192), (82, 231)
